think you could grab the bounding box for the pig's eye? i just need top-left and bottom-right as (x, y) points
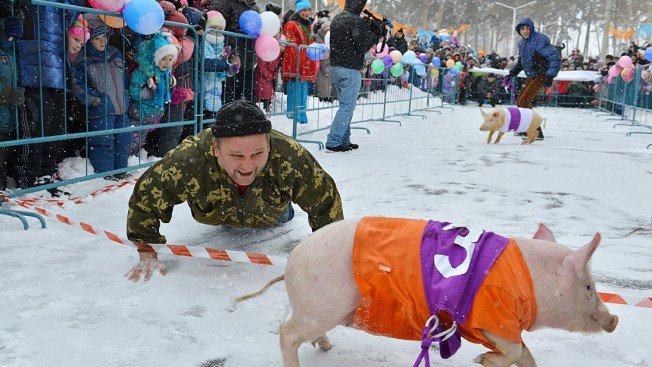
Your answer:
(586, 285), (591, 291)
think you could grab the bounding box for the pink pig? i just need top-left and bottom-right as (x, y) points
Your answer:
(238, 218), (618, 367)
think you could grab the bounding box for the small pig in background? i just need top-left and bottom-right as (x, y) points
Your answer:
(479, 107), (546, 144)
(237, 217), (618, 367)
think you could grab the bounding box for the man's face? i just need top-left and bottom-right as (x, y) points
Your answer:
(519, 25), (531, 39)
(212, 134), (270, 186)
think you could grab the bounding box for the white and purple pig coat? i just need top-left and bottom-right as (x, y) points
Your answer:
(498, 107), (536, 132)
(351, 217), (537, 363)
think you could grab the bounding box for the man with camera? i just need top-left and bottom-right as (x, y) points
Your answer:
(326, 0), (386, 152)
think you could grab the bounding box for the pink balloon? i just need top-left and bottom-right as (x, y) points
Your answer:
(374, 43), (389, 58)
(368, 46), (377, 56)
(621, 68), (634, 82)
(617, 55), (633, 69)
(607, 75), (615, 84)
(88, 0), (126, 12)
(255, 35), (280, 62)
(608, 66), (620, 77)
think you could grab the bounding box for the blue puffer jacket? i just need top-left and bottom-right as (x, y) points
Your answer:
(510, 18), (561, 78)
(16, 0), (82, 89)
(0, 46), (17, 134)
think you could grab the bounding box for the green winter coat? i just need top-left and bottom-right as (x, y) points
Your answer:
(127, 128), (344, 243)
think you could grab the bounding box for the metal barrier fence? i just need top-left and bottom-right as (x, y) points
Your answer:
(593, 64), (652, 148)
(1, 0), (651, 207)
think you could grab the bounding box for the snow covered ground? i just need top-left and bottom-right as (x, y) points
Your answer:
(1, 104), (651, 367)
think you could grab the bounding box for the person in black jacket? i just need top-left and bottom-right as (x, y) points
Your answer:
(477, 73), (500, 107)
(325, 0), (385, 152)
(209, 0), (260, 103)
(386, 28), (408, 54)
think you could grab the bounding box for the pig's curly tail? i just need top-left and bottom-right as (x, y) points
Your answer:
(233, 275), (285, 303)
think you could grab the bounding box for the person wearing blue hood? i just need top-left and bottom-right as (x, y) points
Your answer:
(508, 18), (560, 141)
(71, 15), (130, 179)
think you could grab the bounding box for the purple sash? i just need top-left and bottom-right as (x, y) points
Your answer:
(413, 221), (509, 366)
(507, 107), (521, 131)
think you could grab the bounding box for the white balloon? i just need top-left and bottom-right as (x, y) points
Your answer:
(259, 11), (281, 37)
(324, 31), (330, 49)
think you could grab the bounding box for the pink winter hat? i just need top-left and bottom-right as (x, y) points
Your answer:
(205, 10), (226, 30)
(67, 15), (90, 42)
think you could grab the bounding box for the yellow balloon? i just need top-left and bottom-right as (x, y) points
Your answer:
(100, 14), (126, 29)
(431, 68), (440, 78)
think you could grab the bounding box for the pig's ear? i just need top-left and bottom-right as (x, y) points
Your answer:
(564, 232), (601, 274)
(480, 109), (488, 117)
(492, 111), (500, 117)
(533, 223), (557, 242)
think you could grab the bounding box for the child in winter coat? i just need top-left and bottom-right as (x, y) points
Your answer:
(72, 16), (131, 177)
(202, 11), (240, 119)
(0, 16), (24, 190)
(129, 32), (179, 155)
(254, 55), (279, 113)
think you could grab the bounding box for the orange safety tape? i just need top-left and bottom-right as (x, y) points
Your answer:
(13, 179), (138, 207)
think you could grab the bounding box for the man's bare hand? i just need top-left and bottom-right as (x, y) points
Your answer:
(125, 253), (166, 282)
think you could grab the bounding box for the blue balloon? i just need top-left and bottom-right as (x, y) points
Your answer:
(239, 10), (262, 37)
(432, 56), (441, 67)
(414, 63), (426, 77)
(448, 67), (458, 76)
(402, 50), (417, 65)
(123, 0), (164, 35)
(646, 47), (652, 62)
(306, 43), (327, 61)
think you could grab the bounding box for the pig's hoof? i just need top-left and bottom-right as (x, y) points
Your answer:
(311, 335), (332, 351)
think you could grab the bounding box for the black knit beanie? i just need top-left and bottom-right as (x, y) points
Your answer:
(211, 100), (272, 138)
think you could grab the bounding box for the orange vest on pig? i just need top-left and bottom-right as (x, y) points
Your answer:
(351, 217), (537, 351)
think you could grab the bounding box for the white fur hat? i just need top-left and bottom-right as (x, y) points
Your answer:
(206, 11), (226, 30)
(153, 32), (179, 66)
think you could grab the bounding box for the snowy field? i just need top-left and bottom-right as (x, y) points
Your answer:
(1, 104), (651, 367)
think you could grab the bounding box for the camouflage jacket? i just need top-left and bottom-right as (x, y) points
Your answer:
(127, 128), (344, 243)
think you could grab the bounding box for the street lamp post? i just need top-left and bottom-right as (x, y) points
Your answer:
(494, 1), (537, 56)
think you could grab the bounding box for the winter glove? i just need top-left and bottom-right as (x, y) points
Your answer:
(221, 46), (232, 59)
(228, 62), (240, 76)
(170, 75), (177, 88)
(0, 16), (24, 41)
(146, 77), (158, 90)
(0, 87), (25, 106)
(544, 75), (554, 88)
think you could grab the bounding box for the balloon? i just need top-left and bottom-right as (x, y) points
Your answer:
(402, 50), (416, 65)
(455, 61), (463, 70)
(431, 68), (440, 78)
(608, 66), (620, 77)
(88, 0), (126, 12)
(100, 14), (126, 28)
(371, 59), (385, 75)
(124, 0), (164, 35)
(239, 10), (262, 37)
(440, 32), (450, 41)
(418, 53), (427, 63)
(478, 50), (486, 57)
(259, 11), (281, 36)
(617, 55), (633, 69)
(621, 68), (634, 82)
(607, 75), (615, 84)
(445, 59), (455, 68)
(645, 47), (652, 62)
(324, 31), (330, 49)
(448, 67), (458, 76)
(414, 63), (426, 77)
(390, 62), (404, 77)
(382, 55), (393, 68)
(255, 35), (280, 62)
(431, 56), (441, 67)
(389, 50), (402, 63)
(306, 43), (327, 61)
(374, 43), (389, 58)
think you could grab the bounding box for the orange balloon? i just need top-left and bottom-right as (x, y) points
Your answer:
(100, 14), (126, 29)
(445, 59), (455, 68)
(478, 50), (485, 57)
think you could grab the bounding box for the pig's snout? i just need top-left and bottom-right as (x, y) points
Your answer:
(603, 314), (618, 333)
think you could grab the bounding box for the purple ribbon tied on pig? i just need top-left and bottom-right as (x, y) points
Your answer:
(413, 221), (509, 367)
